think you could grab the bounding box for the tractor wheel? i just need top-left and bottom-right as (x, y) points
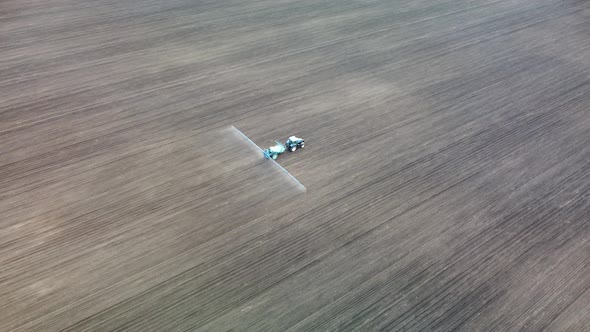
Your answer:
(300, 143), (304, 148)
(272, 154), (277, 160)
(291, 146), (297, 152)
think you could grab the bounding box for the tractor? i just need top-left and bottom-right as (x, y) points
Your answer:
(285, 136), (305, 152)
(263, 136), (305, 160)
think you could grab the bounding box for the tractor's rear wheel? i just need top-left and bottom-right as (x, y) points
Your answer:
(272, 154), (277, 160)
(300, 143), (304, 148)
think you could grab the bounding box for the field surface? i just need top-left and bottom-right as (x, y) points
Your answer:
(2, 0), (590, 331)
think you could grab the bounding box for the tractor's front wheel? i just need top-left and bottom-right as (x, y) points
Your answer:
(272, 154), (277, 160)
(300, 143), (304, 148)
(291, 146), (297, 152)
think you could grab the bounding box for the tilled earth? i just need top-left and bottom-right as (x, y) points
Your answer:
(2, 0), (590, 331)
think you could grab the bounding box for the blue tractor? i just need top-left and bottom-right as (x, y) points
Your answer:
(285, 136), (305, 152)
(263, 135), (305, 160)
